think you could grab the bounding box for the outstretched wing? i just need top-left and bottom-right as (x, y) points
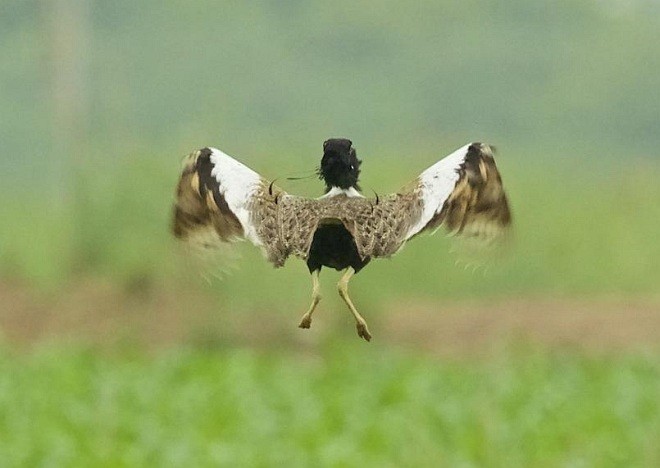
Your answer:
(404, 142), (511, 241)
(172, 147), (289, 266)
(172, 143), (511, 267)
(347, 142), (511, 259)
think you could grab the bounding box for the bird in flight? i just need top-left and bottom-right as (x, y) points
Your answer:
(172, 139), (511, 341)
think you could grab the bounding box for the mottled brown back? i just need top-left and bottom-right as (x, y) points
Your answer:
(172, 143), (511, 267)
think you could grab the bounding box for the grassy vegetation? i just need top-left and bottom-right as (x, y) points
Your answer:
(2, 137), (657, 468)
(0, 344), (657, 467)
(2, 3), (659, 465)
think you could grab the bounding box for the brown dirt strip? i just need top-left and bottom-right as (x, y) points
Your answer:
(0, 280), (658, 355)
(382, 298), (660, 356)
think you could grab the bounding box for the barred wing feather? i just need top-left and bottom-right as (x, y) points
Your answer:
(402, 142), (512, 243)
(172, 142), (511, 267)
(172, 147), (288, 265)
(343, 142), (512, 259)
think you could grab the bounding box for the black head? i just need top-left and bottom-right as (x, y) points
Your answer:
(319, 138), (361, 191)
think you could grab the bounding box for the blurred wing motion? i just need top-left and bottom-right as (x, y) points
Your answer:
(172, 147), (288, 265)
(172, 142), (511, 267)
(329, 142), (511, 258)
(401, 142), (511, 243)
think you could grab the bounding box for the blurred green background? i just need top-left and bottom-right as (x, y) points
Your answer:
(0, 1), (659, 466)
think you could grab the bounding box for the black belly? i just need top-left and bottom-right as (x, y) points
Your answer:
(306, 223), (371, 273)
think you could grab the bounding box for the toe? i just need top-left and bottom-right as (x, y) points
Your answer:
(356, 323), (372, 342)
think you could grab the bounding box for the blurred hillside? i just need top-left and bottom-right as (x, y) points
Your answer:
(2, 0), (660, 188)
(1, 1), (659, 295)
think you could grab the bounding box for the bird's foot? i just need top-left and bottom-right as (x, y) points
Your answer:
(298, 314), (312, 329)
(356, 321), (372, 342)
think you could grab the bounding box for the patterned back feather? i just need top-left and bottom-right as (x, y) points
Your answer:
(172, 143), (511, 266)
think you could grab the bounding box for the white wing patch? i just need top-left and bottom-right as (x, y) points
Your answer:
(208, 148), (263, 246)
(173, 142), (510, 267)
(405, 143), (472, 238)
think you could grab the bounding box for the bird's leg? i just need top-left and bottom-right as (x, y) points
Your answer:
(298, 270), (321, 329)
(337, 267), (372, 342)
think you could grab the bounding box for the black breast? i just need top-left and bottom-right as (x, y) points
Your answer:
(306, 222), (371, 273)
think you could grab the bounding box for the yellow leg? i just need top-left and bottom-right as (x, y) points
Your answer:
(337, 267), (372, 341)
(298, 270), (321, 329)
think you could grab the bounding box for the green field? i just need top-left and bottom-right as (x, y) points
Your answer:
(2, 1), (660, 466)
(1, 145), (659, 467)
(0, 345), (658, 467)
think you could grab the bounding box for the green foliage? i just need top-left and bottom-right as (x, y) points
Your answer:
(0, 344), (657, 466)
(1, 4), (658, 465)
